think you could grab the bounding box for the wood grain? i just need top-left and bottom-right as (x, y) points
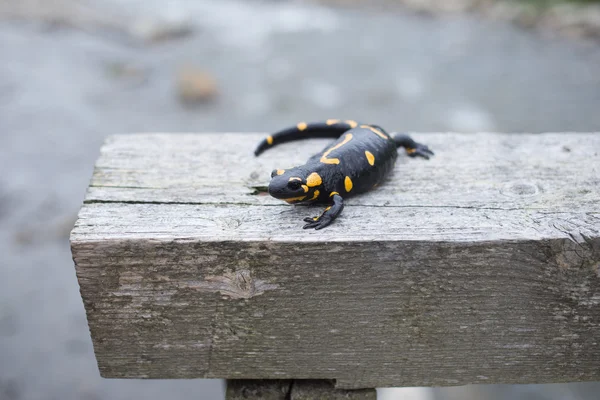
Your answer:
(71, 133), (600, 389)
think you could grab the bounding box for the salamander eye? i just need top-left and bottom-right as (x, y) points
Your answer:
(271, 170), (278, 178)
(287, 181), (302, 190)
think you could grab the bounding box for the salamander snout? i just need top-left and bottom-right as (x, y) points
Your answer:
(268, 169), (309, 203)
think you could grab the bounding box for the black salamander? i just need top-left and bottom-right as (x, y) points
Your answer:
(254, 119), (434, 230)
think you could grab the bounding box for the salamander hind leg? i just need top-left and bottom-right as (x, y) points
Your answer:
(303, 194), (344, 230)
(393, 133), (434, 159)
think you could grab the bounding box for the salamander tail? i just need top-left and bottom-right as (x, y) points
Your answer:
(254, 120), (360, 156)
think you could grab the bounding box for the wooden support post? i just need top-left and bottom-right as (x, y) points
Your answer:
(225, 380), (376, 400)
(291, 380), (376, 399)
(225, 380), (292, 400)
(71, 133), (600, 389)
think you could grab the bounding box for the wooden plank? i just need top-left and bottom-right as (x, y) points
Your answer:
(70, 133), (600, 389)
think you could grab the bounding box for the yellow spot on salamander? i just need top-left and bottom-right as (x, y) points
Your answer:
(276, 169), (285, 175)
(365, 150), (375, 166)
(297, 122), (307, 131)
(310, 190), (320, 200)
(325, 206), (332, 211)
(345, 176), (353, 192)
(321, 157), (339, 165)
(306, 172), (322, 187)
(345, 120), (358, 128)
(360, 125), (388, 140)
(326, 119), (340, 125)
(301, 185), (309, 193)
(266, 135), (274, 145)
(289, 177), (302, 182)
(329, 192), (339, 197)
(406, 148), (416, 154)
(284, 195), (306, 203)
(320, 133), (353, 165)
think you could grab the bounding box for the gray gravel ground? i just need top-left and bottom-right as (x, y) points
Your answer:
(1, 1), (600, 399)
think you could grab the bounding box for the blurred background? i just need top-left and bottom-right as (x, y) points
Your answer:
(1, 0), (599, 399)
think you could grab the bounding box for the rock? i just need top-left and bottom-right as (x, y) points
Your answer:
(12, 214), (76, 246)
(541, 4), (600, 39)
(176, 67), (218, 104)
(319, 0), (600, 41)
(106, 62), (144, 78)
(0, 0), (129, 35)
(129, 17), (193, 43)
(401, 0), (476, 14)
(105, 62), (148, 87)
(13, 227), (35, 246)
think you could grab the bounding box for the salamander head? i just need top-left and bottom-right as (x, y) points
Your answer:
(268, 167), (323, 204)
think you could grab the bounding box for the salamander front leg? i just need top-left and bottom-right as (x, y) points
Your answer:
(393, 133), (434, 159)
(303, 194), (344, 230)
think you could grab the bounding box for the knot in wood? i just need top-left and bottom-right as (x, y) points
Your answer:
(203, 269), (279, 299)
(501, 181), (539, 198)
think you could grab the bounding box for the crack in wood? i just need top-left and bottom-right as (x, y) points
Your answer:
(82, 198), (545, 211)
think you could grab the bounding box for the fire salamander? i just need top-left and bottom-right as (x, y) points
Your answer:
(254, 120), (434, 230)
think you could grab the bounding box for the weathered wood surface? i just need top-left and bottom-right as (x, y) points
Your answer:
(225, 379), (375, 400)
(71, 133), (600, 389)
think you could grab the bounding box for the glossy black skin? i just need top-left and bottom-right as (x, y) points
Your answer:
(254, 120), (433, 229)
